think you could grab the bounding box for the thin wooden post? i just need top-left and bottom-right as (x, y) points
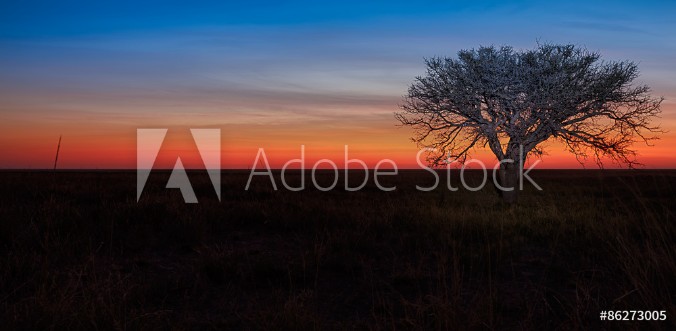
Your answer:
(53, 135), (62, 170)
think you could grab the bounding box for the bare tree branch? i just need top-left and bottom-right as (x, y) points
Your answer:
(396, 43), (663, 169)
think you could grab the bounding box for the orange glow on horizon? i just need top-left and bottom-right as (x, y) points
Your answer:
(1, 104), (675, 170)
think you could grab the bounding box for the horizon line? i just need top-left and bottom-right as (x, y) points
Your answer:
(3, 168), (676, 172)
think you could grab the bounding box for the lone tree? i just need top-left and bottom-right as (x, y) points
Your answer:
(396, 44), (662, 203)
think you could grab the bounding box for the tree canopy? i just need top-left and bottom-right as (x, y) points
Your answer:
(396, 44), (663, 168)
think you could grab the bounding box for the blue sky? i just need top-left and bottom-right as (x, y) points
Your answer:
(1, 1), (675, 168)
(3, 0), (674, 101)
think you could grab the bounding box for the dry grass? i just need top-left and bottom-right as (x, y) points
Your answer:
(0, 170), (674, 330)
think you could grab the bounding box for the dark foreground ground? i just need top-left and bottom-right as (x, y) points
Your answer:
(0, 170), (674, 330)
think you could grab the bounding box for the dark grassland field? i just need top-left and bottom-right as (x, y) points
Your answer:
(0, 170), (674, 330)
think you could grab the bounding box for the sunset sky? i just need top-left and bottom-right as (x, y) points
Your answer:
(1, 0), (675, 169)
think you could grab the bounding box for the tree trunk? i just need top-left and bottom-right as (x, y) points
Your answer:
(499, 163), (519, 204)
